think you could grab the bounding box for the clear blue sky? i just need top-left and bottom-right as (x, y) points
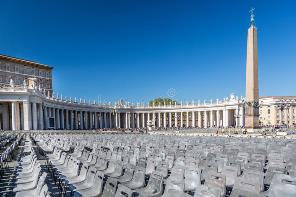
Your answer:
(0, 0), (295, 103)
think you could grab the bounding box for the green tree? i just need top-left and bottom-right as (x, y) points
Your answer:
(149, 97), (178, 106)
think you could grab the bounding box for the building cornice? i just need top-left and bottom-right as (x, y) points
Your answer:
(0, 54), (53, 70)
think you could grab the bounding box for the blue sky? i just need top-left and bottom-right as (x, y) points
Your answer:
(0, 0), (295, 103)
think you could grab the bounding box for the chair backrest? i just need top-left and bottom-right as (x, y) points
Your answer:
(155, 165), (168, 178)
(268, 174), (296, 197)
(115, 184), (134, 197)
(245, 161), (263, 172)
(205, 171), (226, 196)
(145, 160), (155, 175)
(32, 165), (42, 178)
(89, 155), (98, 164)
(168, 167), (184, 183)
(102, 177), (118, 196)
(79, 164), (89, 178)
(185, 169), (201, 191)
(234, 170), (264, 193)
(92, 170), (104, 185)
(147, 173), (163, 193)
(61, 155), (71, 167)
(84, 167), (97, 185)
(36, 172), (48, 195)
(132, 168), (145, 184)
(59, 152), (67, 162)
(222, 163), (241, 176)
(38, 184), (48, 197)
(123, 167), (134, 178)
(96, 158), (108, 168)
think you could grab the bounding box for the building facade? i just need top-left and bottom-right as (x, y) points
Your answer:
(0, 74), (295, 131)
(259, 97), (296, 127)
(0, 54), (53, 96)
(0, 82), (246, 131)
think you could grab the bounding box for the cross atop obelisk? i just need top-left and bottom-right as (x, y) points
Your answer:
(250, 8), (255, 26)
(245, 8), (259, 130)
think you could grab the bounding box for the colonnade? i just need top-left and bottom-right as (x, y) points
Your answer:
(32, 104), (115, 130)
(4, 100), (245, 131)
(120, 108), (244, 129)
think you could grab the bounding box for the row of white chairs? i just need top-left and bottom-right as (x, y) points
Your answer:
(12, 136), (50, 197)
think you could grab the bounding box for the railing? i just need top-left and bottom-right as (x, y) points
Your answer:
(0, 84), (244, 109)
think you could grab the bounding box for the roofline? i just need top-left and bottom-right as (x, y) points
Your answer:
(260, 96), (296, 99)
(0, 54), (53, 70)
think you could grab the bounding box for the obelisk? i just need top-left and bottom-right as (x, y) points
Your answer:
(245, 8), (259, 129)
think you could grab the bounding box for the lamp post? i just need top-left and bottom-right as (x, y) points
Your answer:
(277, 103), (291, 127)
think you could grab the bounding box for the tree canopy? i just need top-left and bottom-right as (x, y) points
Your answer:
(149, 97), (178, 106)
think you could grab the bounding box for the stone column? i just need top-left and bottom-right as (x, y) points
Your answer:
(125, 113), (128, 129)
(11, 102), (17, 130)
(74, 111), (78, 129)
(180, 112), (183, 127)
(128, 113), (131, 128)
(118, 113), (121, 128)
(279, 109), (282, 125)
(52, 108), (55, 128)
(94, 112), (98, 129)
(147, 113), (150, 123)
(210, 110), (213, 128)
(152, 113), (156, 127)
(32, 102), (38, 130)
(223, 109), (229, 128)
(192, 111), (195, 127)
(23, 101), (31, 130)
(163, 112), (166, 128)
(216, 110), (220, 127)
(198, 111), (202, 128)
(186, 112), (189, 127)
(269, 106), (276, 126)
(38, 104), (44, 130)
(142, 113), (145, 128)
(169, 112), (172, 128)
(57, 108), (61, 129)
(235, 108), (239, 128)
(130, 113), (134, 128)
(89, 112), (93, 129)
(15, 102), (20, 130)
(84, 111), (88, 129)
(158, 112), (161, 128)
(52, 108), (56, 129)
(44, 107), (48, 129)
(289, 107), (293, 127)
(174, 112), (177, 127)
(104, 112), (107, 128)
(80, 111), (83, 129)
(60, 109), (64, 129)
(204, 111), (208, 128)
(65, 110), (69, 129)
(115, 113), (118, 128)
(136, 113), (140, 128)
(70, 111), (73, 130)
(239, 106), (245, 127)
(99, 112), (103, 129)
(285, 108), (289, 125)
(109, 112), (112, 128)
